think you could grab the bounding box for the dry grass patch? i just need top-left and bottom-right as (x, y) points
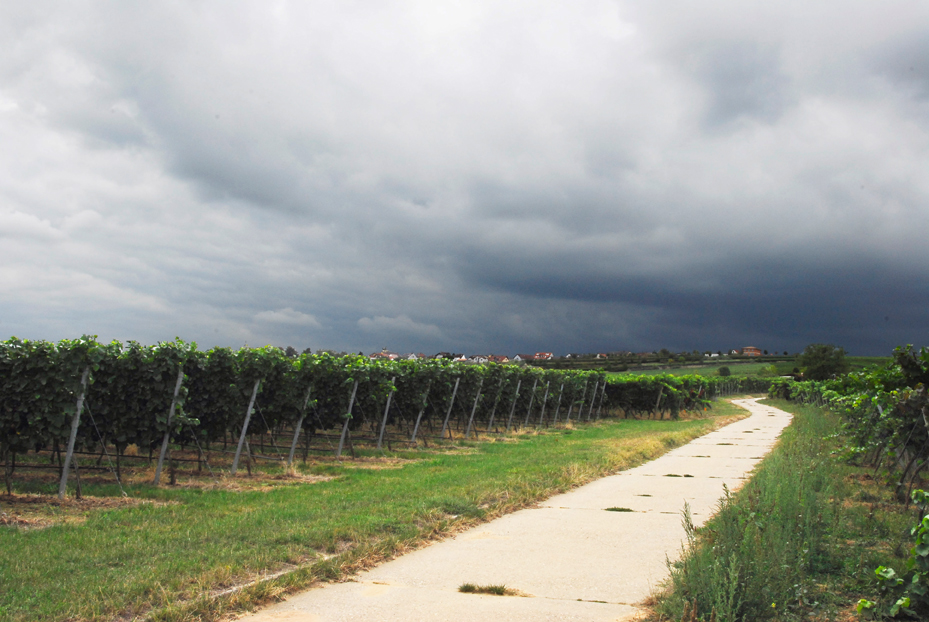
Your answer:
(0, 492), (171, 528)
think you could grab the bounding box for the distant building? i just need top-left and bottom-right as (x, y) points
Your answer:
(488, 354), (510, 363)
(742, 346), (762, 357)
(369, 349), (400, 360)
(513, 354), (535, 361)
(534, 352), (554, 360)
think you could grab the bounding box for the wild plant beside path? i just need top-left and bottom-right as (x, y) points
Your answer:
(655, 399), (914, 622)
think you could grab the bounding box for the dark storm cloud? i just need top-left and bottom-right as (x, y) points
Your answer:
(1, 0), (928, 357)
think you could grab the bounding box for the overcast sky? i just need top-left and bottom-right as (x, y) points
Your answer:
(1, 1), (927, 356)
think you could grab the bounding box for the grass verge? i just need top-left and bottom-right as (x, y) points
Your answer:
(0, 402), (750, 622)
(651, 399), (915, 622)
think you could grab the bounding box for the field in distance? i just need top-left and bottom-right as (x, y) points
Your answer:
(610, 356), (889, 378)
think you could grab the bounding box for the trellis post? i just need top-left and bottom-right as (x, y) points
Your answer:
(377, 377), (396, 449)
(336, 380), (360, 458)
(287, 385), (313, 466)
(550, 383), (565, 426)
(410, 381), (433, 443)
(586, 381), (599, 421)
(567, 379), (587, 425)
(537, 381), (551, 427)
(595, 381), (607, 419)
(58, 366), (90, 500)
(504, 380), (522, 432)
(231, 379), (261, 475)
(464, 378), (484, 438)
(485, 379), (505, 432)
(154, 368), (186, 485)
(522, 379), (539, 427)
(439, 378), (461, 439)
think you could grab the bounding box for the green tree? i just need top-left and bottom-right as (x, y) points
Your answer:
(799, 343), (849, 380)
(717, 366), (731, 377)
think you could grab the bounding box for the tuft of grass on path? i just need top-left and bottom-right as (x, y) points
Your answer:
(459, 583), (509, 595)
(0, 404), (749, 622)
(653, 399), (914, 622)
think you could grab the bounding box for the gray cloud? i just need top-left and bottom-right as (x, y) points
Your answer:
(1, 1), (927, 356)
(688, 41), (791, 128)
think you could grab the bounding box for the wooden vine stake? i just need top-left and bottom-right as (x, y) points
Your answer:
(287, 385), (313, 466)
(58, 366), (90, 500)
(336, 380), (359, 458)
(154, 368), (186, 485)
(377, 377), (396, 450)
(464, 377), (484, 438)
(231, 379), (262, 475)
(439, 377), (461, 439)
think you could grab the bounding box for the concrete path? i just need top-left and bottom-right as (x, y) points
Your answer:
(241, 398), (792, 622)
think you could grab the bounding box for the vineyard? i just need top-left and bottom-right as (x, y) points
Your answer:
(0, 336), (770, 496)
(769, 345), (929, 505)
(654, 345), (929, 622)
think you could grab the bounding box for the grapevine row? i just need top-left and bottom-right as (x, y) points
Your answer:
(769, 345), (929, 502)
(1, 337), (771, 476)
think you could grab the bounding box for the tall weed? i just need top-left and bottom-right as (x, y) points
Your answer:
(658, 403), (841, 621)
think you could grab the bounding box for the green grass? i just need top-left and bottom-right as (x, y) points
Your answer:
(0, 404), (751, 622)
(654, 399), (914, 622)
(611, 361), (784, 378)
(609, 356), (889, 379)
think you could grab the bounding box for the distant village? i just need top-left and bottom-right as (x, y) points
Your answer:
(364, 346), (787, 364)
